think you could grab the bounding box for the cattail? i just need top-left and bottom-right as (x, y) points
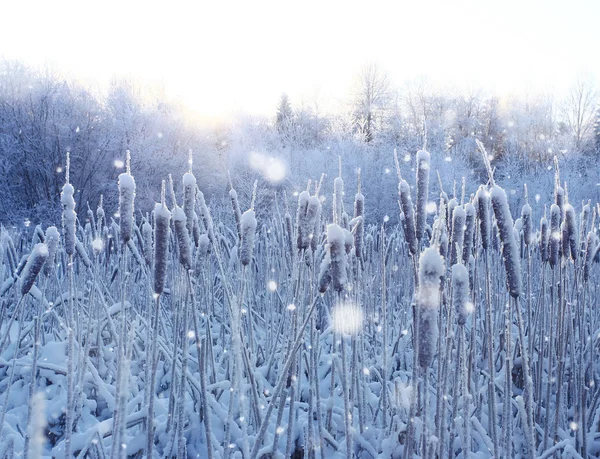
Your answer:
(197, 189), (215, 245)
(564, 203), (578, 261)
(490, 185), (521, 298)
(20, 243), (48, 295)
(75, 238), (92, 269)
(343, 228), (354, 255)
(86, 203), (96, 240)
(183, 171), (197, 238)
(327, 224), (347, 292)
(561, 221), (569, 260)
(197, 233), (210, 259)
(399, 180), (418, 256)
(354, 172), (365, 260)
(44, 226), (59, 276)
(584, 231), (595, 282)
(439, 228), (449, 262)
(447, 197), (458, 234)
(96, 195), (105, 236)
(462, 202), (475, 264)
(192, 213), (201, 247)
(415, 149), (430, 243)
(142, 218), (153, 268)
(334, 174), (344, 225)
(522, 204), (532, 246)
(240, 209), (257, 266)
(311, 199), (322, 253)
(153, 182), (171, 295)
(452, 262), (470, 326)
(555, 186), (564, 216)
(549, 204), (561, 268)
(284, 209), (295, 261)
(173, 206), (192, 269)
(417, 246), (444, 368)
(230, 188), (243, 242)
(476, 186), (491, 250)
(540, 216), (549, 263)
(296, 191), (311, 251)
(118, 151), (136, 244)
(450, 205), (465, 267)
(61, 153), (76, 257)
(318, 254), (332, 294)
(579, 200), (591, 254)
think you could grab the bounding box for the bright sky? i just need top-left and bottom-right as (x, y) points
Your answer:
(2, 0), (599, 120)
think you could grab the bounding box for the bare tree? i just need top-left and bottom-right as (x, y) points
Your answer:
(561, 75), (598, 151)
(353, 63), (391, 143)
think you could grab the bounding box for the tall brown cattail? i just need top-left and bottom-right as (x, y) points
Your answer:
(399, 180), (418, 256)
(415, 149), (430, 243)
(462, 202), (475, 264)
(417, 246), (444, 368)
(240, 209), (257, 266)
(564, 203), (578, 261)
(476, 186), (491, 251)
(20, 243), (48, 295)
(44, 226), (59, 276)
(318, 254), (332, 294)
(61, 152), (76, 257)
(327, 224), (347, 292)
(540, 215), (549, 263)
(452, 262), (470, 326)
(173, 206), (192, 269)
(490, 185), (521, 298)
(118, 150), (136, 244)
(153, 182), (171, 295)
(96, 195), (105, 237)
(450, 205), (465, 266)
(521, 204), (532, 247)
(183, 170), (197, 239)
(354, 170), (365, 260)
(334, 176), (344, 225)
(230, 188), (243, 242)
(549, 204), (560, 268)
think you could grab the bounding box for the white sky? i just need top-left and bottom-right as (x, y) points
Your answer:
(1, 0), (599, 120)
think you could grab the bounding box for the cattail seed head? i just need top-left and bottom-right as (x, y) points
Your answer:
(415, 150), (430, 243)
(183, 171), (197, 238)
(240, 209), (257, 266)
(20, 243), (48, 295)
(490, 185), (521, 298)
(462, 203), (475, 264)
(75, 238), (92, 269)
(564, 203), (578, 261)
(450, 205), (465, 267)
(230, 188), (243, 242)
(334, 176), (344, 225)
(354, 191), (364, 259)
(399, 180), (418, 255)
(549, 204), (560, 268)
(153, 186), (171, 295)
(584, 230), (595, 282)
(44, 226), (59, 276)
(476, 186), (491, 250)
(61, 181), (76, 257)
(318, 254), (332, 294)
(452, 262), (470, 326)
(142, 218), (153, 268)
(417, 247), (444, 368)
(521, 203), (532, 246)
(173, 206), (192, 269)
(539, 216), (549, 263)
(118, 152), (136, 244)
(327, 224), (347, 292)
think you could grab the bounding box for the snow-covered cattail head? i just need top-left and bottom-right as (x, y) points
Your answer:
(20, 243), (48, 295)
(183, 170), (197, 238)
(327, 224), (347, 292)
(318, 253), (332, 294)
(61, 153), (76, 257)
(153, 182), (171, 295)
(415, 149), (430, 243)
(539, 216), (549, 263)
(490, 185), (521, 298)
(75, 238), (92, 269)
(142, 218), (153, 268)
(584, 230), (595, 282)
(354, 173), (365, 260)
(564, 203), (578, 261)
(44, 226), (59, 276)
(399, 180), (418, 256)
(229, 187), (243, 242)
(476, 186), (491, 251)
(452, 262), (470, 326)
(521, 203), (532, 246)
(96, 195), (105, 236)
(549, 203), (561, 268)
(450, 205), (465, 267)
(197, 189), (215, 245)
(173, 206), (192, 269)
(118, 151), (136, 244)
(333, 175), (344, 225)
(462, 202), (475, 264)
(240, 209), (257, 266)
(417, 246), (444, 368)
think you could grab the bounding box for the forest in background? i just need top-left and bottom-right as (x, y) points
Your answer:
(1, 60), (599, 226)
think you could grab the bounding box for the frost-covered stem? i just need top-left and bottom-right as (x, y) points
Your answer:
(514, 295), (536, 459)
(64, 255), (74, 459)
(199, 339), (215, 459)
(250, 296), (320, 459)
(542, 267), (557, 452)
(340, 333), (353, 458)
(484, 250), (498, 455)
(448, 328), (463, 459)
(503, 298), (512, 458)
(146, 295), (162, 459)
(312, 315), (325, 459)
(177, 292), (189, 459)
(380, 226), (388, 432)
(552, 264), (567, 447)
(166, 288), (181, 434)
(284, 355), (299, 458)
(403, 256), (419, 459)
(422, 367), (430, 459)
(23, 312), (40, 459)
